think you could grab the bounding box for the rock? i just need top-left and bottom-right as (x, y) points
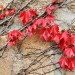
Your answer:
(67, 0), (75, 13)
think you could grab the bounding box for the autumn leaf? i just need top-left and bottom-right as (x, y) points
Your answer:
(19, 9), (36, 24)
(64, 47), (75, 57)
(8, 30), (23, 47)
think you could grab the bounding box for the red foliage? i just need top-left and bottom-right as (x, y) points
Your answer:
(70, 33), (75, 46)
(26, 16), (55, 37)
(25, 4), (75, 71)
(64, 47), (75, 57)
(0, 5), (15, 20)
(59, 56), (75, 71)
(19, 9), (36, 24)
(44, 5), (55, 15)
(4, 8), (15, 16)
(39, 24), (59, 41)
(58, 31), (70, 50)
(0, 13), (5, 20)
(7, 0), (75, 71)
(26, 25), (36, 37)
(39, 27), (51, 41)
(8, 30), (23, 47)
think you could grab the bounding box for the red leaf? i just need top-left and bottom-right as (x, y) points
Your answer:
(8, 30), (23, 47)
(64, 47), (75, 57)
(4, 8), (15, 16)
(8, 41), (16, 47)
(49, 24), (59, 38)
(70, 58), (75, 69)
(45, 5), (55, 15)
(30, 16), (54, 29)
(70, 33), (75, 46)
(60, 30), (69, 42)
(59, 56), (74, 71)
(0, 13), (5, 19)
(42, 16), (54, 27)
(58, 31), (69, 50)
(45, 16), (54, 22)
(39, 24), (59, 41)
(19, 11), (30, 24)
(39, 27), (51, 41)
(52, 33), (60, 44)
(26, 26), (36, 37)
(59, 56), (69, 69)
(28, 9), (36, 17)
(66, 58), (75, 71)
(19, 9), (36, 25)
(33, 17), (44, 27)
(8, 8), (15, 16)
